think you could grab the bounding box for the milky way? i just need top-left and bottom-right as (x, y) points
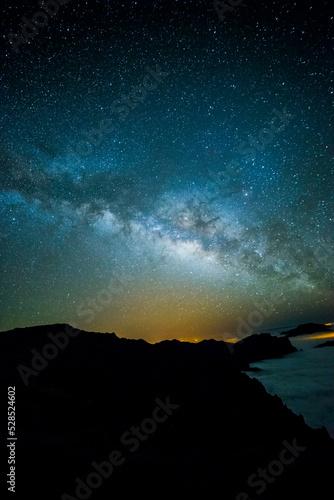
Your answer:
(0, 0), (333, 342)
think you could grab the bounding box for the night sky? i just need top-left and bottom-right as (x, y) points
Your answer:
(0, 0), (333, 342)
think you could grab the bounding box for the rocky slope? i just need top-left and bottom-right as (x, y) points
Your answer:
(0, 324), (333, 500)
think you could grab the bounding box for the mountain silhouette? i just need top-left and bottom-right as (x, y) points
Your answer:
(315, 340), (334, 348)
(0, 324), (333, 499)
(280, 322), (332, 337)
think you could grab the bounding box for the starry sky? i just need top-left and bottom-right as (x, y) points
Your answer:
(0, 0), (333, 342)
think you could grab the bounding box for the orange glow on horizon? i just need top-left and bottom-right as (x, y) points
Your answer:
(306, 332), (334, 340)
(225, 337), (239, 343)
(147, 336), (239, 344)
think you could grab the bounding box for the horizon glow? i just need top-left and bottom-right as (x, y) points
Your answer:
(0, 0), (333, 342)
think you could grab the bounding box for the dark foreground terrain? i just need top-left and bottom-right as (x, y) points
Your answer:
(315, 340), (334, 348)
(0, 324), (333, 500)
